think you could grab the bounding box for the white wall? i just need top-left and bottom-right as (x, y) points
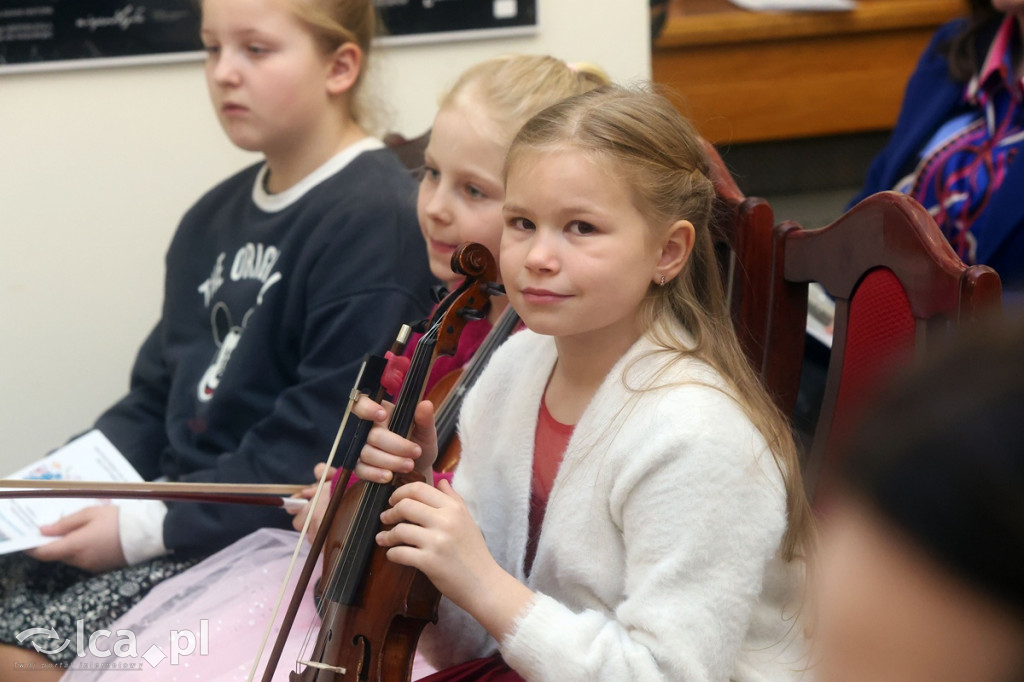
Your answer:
(0, 1), (650, 470)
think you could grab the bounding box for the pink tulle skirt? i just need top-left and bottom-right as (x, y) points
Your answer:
(60, 528), (437, 681)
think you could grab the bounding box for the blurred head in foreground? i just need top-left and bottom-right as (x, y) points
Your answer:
(814, 318), (1024, 682)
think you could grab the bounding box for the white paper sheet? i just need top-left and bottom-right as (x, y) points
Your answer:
(0, 430), (143, 554)
(806, 282), (835, 348)
(729, 0), (856, 11)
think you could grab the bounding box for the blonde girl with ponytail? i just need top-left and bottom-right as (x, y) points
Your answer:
(355, 85), (812, 681)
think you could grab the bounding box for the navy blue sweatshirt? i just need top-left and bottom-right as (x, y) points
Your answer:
(95, 142), (435, 556)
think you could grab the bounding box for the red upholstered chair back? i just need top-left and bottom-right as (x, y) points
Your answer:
(761, 192), (1002, 504)
(829, 267), (916, 455)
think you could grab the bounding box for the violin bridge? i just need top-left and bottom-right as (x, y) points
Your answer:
(296, 659), (347, 675)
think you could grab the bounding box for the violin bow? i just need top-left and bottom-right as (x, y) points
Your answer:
(247, 328), (410, 682)
(0, 480), (307, 507)
(0, 335), (408, 682)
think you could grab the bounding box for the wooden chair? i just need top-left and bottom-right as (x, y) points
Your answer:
(760, 191), (1002, 502)
(383, 131), (430, 172)
(703, 140), (779, 398)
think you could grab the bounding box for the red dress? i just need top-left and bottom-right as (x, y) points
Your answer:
(418, 398), (573, 682)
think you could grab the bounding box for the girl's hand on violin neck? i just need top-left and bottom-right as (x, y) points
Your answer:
(378, 479), (535, 642)
(353, 396), (438, 483)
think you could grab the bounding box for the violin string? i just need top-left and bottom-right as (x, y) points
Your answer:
(296, 483), (365, 672)
(316, 325), (438, 600)
(435, 307), (519, 444)
(295, 324), (440, 671)
(278, 282), (498, 676)
(302, 439), (397, 663)
(246, 386), (360, 682)
(389, 326), (438, 437)
(297, 481), (371, 668)
(253, 266), (495, 679)
(300, 301), (507, 661)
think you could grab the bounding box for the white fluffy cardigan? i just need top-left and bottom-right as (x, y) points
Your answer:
(419, 330), (806, 681)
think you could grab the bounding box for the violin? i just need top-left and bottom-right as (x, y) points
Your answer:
(262, 242), (499, 682)
(430, 305), (520, 473)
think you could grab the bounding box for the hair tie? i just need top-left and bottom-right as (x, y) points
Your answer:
(564, 61), (611, 86)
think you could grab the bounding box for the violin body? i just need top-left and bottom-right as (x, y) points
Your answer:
(298, 475), (438, 682)
(272, 243), (500, 682)
(434, 431), (464, 475)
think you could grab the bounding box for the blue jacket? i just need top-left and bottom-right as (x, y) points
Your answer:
(852, 18), (1024, 290)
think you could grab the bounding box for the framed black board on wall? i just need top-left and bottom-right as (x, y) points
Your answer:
(0, 0), (538, 74)
(0, 2), (202, 73)
(376, 0), (536, 45)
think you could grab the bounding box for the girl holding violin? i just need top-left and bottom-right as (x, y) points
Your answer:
(63, 55), (609, 682)
(354, 86), (814, 681)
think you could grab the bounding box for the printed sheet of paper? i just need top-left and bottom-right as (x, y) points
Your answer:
(0, 430), (143, 554)
(806, 282), (836, 348)
(729, 0), (856, 11)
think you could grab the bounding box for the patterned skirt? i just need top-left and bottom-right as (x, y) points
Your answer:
(0, 553), (200, 666)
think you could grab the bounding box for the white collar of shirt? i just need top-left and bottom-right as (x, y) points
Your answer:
(252, 136), (386, 213)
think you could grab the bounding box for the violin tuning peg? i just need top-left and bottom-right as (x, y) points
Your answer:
(482, 282), (506, 297)
(430, 284), (449, 304)
(410, 318), (431, 334)
(456, 306), (487, 322)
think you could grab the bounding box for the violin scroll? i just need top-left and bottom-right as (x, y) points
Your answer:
(434, 244), (499, 357)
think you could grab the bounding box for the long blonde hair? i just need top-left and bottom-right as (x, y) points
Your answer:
(507, 85), (812, 560)
(441, 55), (610, 150)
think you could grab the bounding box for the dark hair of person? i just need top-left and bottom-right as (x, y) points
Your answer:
(942, 0), (1004, 82)
(836, 316), (1024, 621)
